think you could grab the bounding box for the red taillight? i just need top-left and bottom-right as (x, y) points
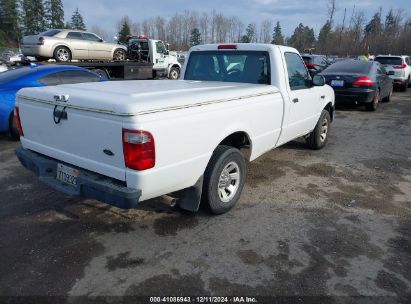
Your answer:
(14, 107), (24, 136)
(38, 37), (44, 45)
(353, 76), (374, 87)
(122, 129), (155, 171)
(305, 63), (315, 69)
(218, 44), (237, 50)
(393, 63), (406, 69)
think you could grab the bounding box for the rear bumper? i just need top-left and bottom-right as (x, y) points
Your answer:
(16, 147), (141, 209)
(333, 88), (375, 104)
(21, 45), (53, 58)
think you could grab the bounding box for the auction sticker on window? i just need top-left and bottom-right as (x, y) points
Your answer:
(56, 163), (79, 186)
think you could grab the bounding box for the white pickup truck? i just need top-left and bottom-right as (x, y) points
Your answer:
(15, 43), (335, 214)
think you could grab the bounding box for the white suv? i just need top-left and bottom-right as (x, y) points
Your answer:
(374, 55), (411, 91)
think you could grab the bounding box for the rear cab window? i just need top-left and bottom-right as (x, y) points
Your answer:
(184, 51), (271, 84)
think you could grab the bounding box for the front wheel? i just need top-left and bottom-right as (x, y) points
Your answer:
(202, 145), (246, 214)
(113, 49), (126, 61)
(168, 67), (180, 80)
(306, 110), (331, 150)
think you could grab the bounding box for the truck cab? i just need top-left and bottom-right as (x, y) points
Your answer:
(126, 36), (181, 79)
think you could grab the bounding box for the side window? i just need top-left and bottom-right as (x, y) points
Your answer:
(66, 32), (84, 40)
(284, 52), (311, 90)
(38, 73), (61, 86)
(156, 42), (167, 54)
(82, 33), (101, 42)
(56, 70), (102, 85)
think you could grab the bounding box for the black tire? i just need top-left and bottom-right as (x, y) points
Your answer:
(168, 67), (180, 80)
(383, 86), (393, 102)
(35, 56), (48, 62)
(9, 114), (19, 140)
(366, 90), (379, 111)
(53, 46), (71, 62)
(202, 145), (246, 214)
(306, 110), (331, 150)
(93, 69), (109, 79)
(113, 49), (126, 61)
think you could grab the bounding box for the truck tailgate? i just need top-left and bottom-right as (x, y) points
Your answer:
(17, 94), (126, 182)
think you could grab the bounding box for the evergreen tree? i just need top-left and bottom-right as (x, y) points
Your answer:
(22, 0), (46, 35)
(0, 0), (20, 43)
(64, 21), (71, 29)
(365, 13), (382, 35)
(118, 19), (131, 44)
(288, 23), (316, 52)
(271, 21), (284, 45)
(70, 8), (86, 31)
(45, 0), (65, 29)
(189, 28), (201, 46)
(241, 24), (255, 43)
(317, 20), (332, 53)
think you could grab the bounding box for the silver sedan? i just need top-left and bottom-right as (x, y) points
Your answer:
(22, 29), (127, 62)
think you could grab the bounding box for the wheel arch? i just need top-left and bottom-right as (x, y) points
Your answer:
(324, 102), (334, 122)
(52, 43), (73, 57)
(215, 131), (252, 161)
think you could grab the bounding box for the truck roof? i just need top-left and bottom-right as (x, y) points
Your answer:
(189, 43), (298, 54)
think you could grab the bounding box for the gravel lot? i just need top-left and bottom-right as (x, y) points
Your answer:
(0, 91), (410, 302)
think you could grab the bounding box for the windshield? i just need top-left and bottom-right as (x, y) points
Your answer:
(374, 57), (402, 66)
(184, 51), (271, 84)
(0, 67), (35, 83)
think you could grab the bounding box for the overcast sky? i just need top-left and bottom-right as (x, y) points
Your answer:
(62, 0), (410, 38)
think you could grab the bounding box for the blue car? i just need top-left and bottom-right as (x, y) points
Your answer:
(0, 65), (107, 138)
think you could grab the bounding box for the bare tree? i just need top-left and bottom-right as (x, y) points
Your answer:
(91, 25), (109, 41)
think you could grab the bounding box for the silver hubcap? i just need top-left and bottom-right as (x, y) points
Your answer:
(320, 118), (328, 142)
(218, 162), (240, 203)
(114, 50), (125, 60)
(57, 49), (69, 61)
(170, 70), (179, 79)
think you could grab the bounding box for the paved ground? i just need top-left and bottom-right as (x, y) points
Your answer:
(0, 91), (410, 303)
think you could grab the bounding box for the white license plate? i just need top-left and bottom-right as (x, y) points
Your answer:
(56, 163), (79, 186)
(331, 80), (344, 87)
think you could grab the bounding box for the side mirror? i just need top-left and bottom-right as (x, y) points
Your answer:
(387, 71), (395, 76)
(313, 75), (326, 86)
(99, 39), (104, 42)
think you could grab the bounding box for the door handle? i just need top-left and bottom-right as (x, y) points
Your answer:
(292, 98), (299, 103)
(321, 95), (325, 99)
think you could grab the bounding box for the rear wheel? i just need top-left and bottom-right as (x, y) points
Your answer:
(306, 110), (331, 150)
(113, 49), (126, 61)
(366, 90), (379, 111)
(202, 145), (246, 214)
(9, 114), (19, 140)
(54, 46), (71, 62)
(93, 68), (109, 79)
(383, 86), (393, 102)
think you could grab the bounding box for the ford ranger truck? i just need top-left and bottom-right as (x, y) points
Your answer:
(15, 43), (335, 214)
